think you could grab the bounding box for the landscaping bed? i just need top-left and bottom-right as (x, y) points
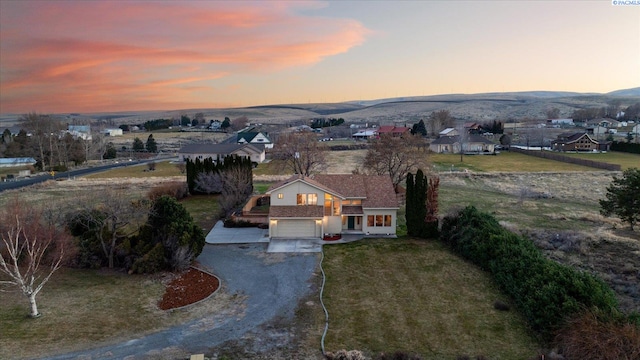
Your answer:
(158, 267), (220, 310)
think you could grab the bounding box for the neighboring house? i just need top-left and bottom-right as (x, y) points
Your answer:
(464, 122), (482, 133)
(237, 131), (273, 149)
(67, 125), (92, 140)
(552, 132), (610, 152)
(178, 143), (266, 164)
(103, 128), (123, 136)
(0, 157), (37, 168)
(267, 174), (399, 239)
(429, 134), (496, 153)
(376, 125), (411, 137)
(548, 119), (574, 127)
(352, 129), (377, 140)
(429, 136), (460, 153)
(586, 126), (609, 140)
(439, 128), (459, 137)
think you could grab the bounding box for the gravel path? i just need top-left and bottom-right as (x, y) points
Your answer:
(43, 243), (319, 359)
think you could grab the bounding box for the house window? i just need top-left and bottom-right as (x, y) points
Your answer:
(277, 193), (283, 199)
(367, 214), (392, 227)
(297, 193), (317, 205)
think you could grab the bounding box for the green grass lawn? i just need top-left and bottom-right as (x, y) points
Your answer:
(322, 239), (539, 359)
(430, 152), (595, 172)
(85, 160), (184, 178)
(180, 194), (220, 231)
(556, 151), (640, 170)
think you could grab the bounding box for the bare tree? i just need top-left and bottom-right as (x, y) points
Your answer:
(195, 171), (223, 194)
(427, 110), (455, 136)
(231, 116), (249, 131)
(20, 113), (62, 170)
(195, 167), (253, 216)
(72, 190), (148, 268)
(362, 133), (429, 190)
(457, 124), (469, 162)
(545, 107), (560, 119)
(0, 199), (68, 317)
(273, 131), (327, 176)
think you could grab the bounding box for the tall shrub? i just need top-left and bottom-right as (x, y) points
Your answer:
(440, 206), (618, 339)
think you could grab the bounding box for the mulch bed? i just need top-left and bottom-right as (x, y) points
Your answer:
(158, 267), (220, 310)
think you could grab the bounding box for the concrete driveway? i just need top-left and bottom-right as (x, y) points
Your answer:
(206, 221), (324, 253)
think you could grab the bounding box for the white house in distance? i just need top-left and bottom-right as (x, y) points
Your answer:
(237, 131), (273, 149)
(266, 174), (399, 239)
(178, 143), (266, 164)
(103, 128), (123, 136)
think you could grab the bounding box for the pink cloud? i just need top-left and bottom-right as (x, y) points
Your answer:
(0, 1), (369, 113)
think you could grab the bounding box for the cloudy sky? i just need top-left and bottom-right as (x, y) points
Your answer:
(1, 0), (638, 114)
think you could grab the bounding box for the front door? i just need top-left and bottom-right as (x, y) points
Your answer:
(347, 216), (355, 230)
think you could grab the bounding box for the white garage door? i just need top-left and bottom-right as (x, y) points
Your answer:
(276, 220), (316, 238)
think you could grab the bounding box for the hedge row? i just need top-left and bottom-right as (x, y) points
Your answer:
(440, 206), (618, 340)
(611, 141), (640, 154)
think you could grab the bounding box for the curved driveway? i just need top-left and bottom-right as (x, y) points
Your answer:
(44, 243), (319, 359)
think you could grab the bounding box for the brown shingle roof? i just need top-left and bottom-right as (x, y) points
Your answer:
(313, 174), (398, 209)
(269, 205), (323, 218)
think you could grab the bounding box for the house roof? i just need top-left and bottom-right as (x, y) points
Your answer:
(431, 134), (494, 145)
(439, 128), (456, 136)
(179, 143), (263, 155)
(269, 205), (323, 218)
(0, 157), (37, 165)
(431, 136), (459, 145)
(377, 126), (411, 134)
(556, 132), (597, 144)
(237, 132), (271, 143)
(268, 174), (345, 199)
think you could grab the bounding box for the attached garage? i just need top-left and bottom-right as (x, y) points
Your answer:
(272, 219), (318, 238)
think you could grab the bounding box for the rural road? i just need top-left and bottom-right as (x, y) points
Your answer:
(0, 156), (174, 193)
(42, 243), (319, 359)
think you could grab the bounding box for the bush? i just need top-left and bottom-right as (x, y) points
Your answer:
(325, 350), (366, 360)
(147, 181), (189, 201)
(440, 206), (618, 340)
(131, 243), (166, 274)
(376, 351), (423, 360)
(223, 218), (257, 228)
(555, 309), (640, 360)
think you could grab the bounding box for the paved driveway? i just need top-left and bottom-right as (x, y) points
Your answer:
(43, 243), (319, 359)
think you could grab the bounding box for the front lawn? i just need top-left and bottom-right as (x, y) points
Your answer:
(322, 239), (539, 359)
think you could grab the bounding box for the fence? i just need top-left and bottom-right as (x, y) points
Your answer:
(510, 148), (621, 171)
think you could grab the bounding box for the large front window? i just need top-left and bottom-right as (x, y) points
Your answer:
(367, 214), (392, 227)
(297, 193), (318, 205)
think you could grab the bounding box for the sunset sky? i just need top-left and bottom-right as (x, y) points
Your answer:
(1, 1), (638, 114)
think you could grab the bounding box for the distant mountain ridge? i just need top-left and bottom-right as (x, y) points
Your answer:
(1, 87), (638, 124)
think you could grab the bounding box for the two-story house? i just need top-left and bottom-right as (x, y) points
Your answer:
(266, 174), (398, 239)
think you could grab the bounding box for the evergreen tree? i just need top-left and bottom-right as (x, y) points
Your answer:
(405, 172), (417, 236)
(132, 137), (144, 152)
(221, 117), (231, 130)
(411, 120), (427, 136)
(146, 134), (157, 153)
(600, 168), (640, 230)
(406, 170), (427, 237)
